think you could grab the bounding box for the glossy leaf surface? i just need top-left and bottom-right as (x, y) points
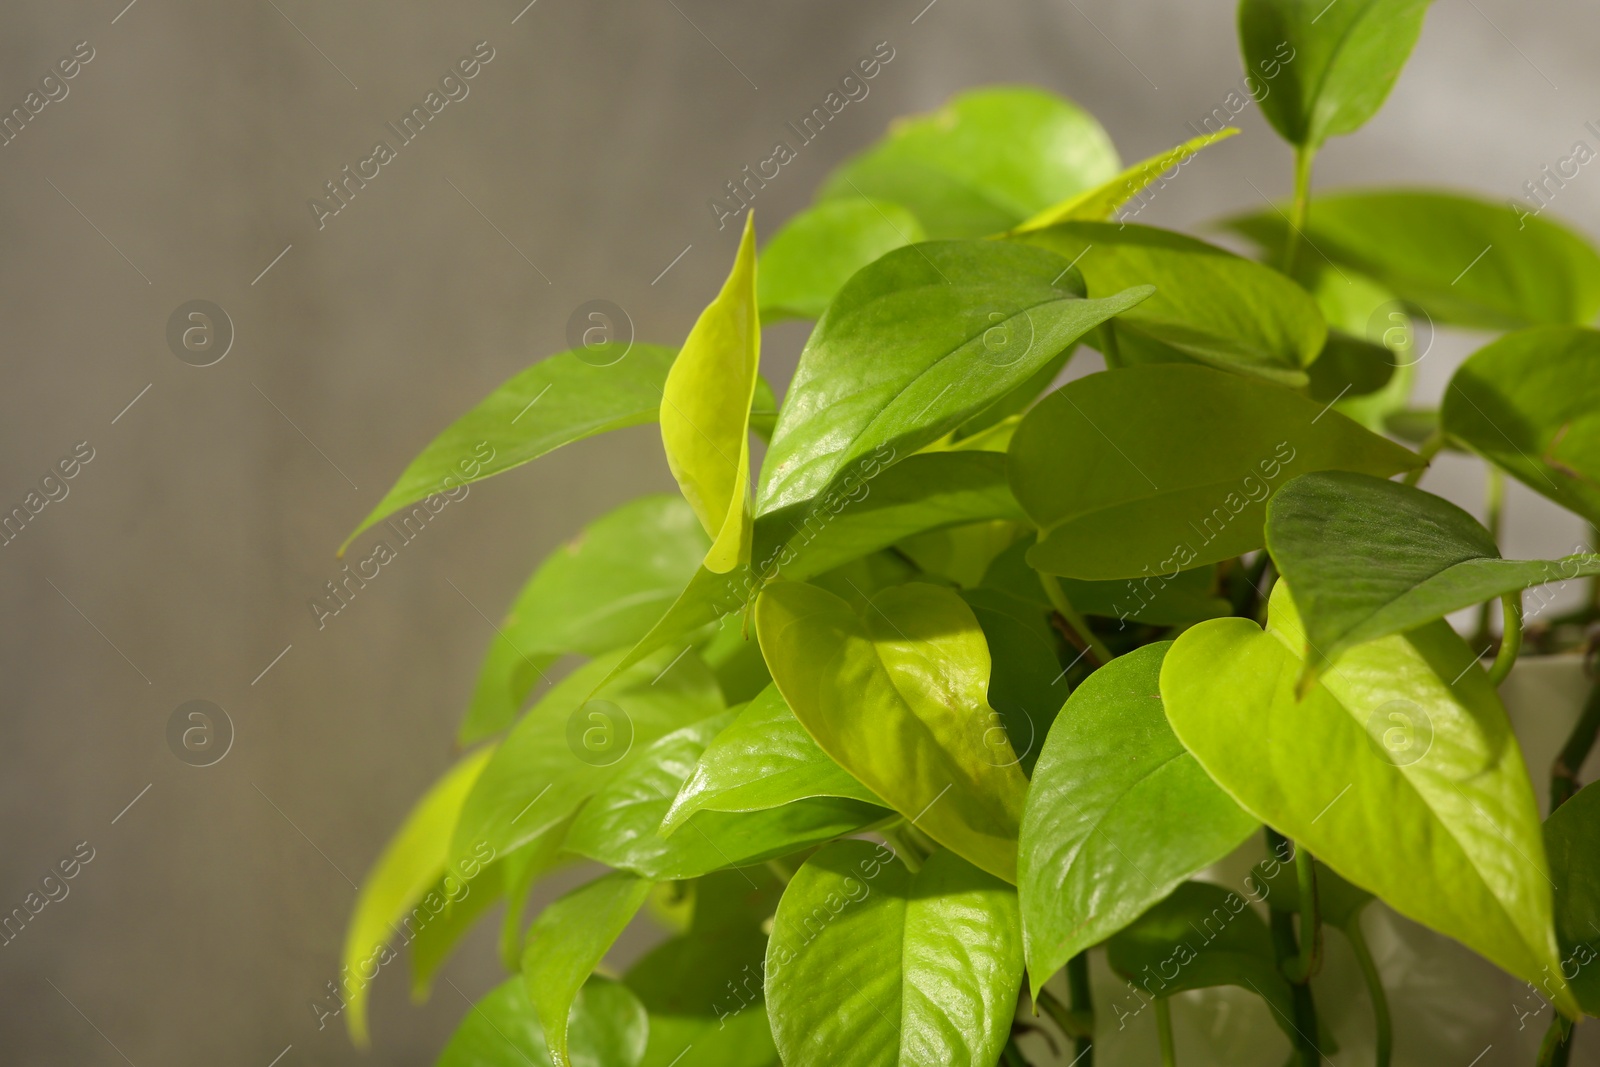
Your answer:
(1020, 643), (1258, 992)
(1161, 583), (1576, 1015)
(566, 713), (884, 879)
(1544, 782), (1600, 1015)
(1267, 471), (1600, 684)
(1010, 364), (1420, 580)
(765, 841), (1024, 1067)
(1019, 221), (1325, 384)
(756, 581), (1030, 881)
(757, 240), (1152, 515)
(662, 684), (883, 831)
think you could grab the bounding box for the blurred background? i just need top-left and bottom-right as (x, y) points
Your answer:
(2, 0), (1599, 1063)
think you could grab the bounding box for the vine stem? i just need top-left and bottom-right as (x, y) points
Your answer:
(1155, 998), (1177, 1067)
(1537, 1014), (1574, 1067)
(1475, 467), (1508, 650)
(1040, 571), (1113, 666)
(1281, 145), (1316, 277)
(1068, 952), (1096, 1065)
(1282, 844), (1323, 984)
(1486, 591), (1523, 687)
(1344, 915), (1392, 1067)
(1036, 984), (1093, 1062)
(1264, 830), (1322, 1066)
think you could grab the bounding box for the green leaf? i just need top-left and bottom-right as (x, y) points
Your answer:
(662, 684), (883, 831)
(960, 586), (1066, 773)
(756, 240), (1153, 515)
(664, 211), (760, 574)
(565, 712), (885, 879)
(1306, 332), (1395, 403)
(1016, 222), (1326, 385)
(1224, 190), (1600, 330)
(342, 747), (493, 1046)
(894, 520), (1024, 589)
(765, 841), (1024, 1067)
(1019, 643), (1258, 992)
(980, 537), (1230, 627)
(759, 199), (924, 321)
(1010, 364), (1421, 580)
(342, 344), (677, 554)
(756, 452), (1024, 582)
(436, 976), (647, 1067)
(461, 495), (709, 742)
(451, 648), (723, 871)
(590, 563), (757, 697)
(523, 872), (654, 1067)
(755, 580), (1029, 882)
(1239, 0), (1432, 149)
(501, 816), (581, 972)
(818, 86), (1120, 239)
(1009, 127), (1240, 233)
(1442, 326), (1600, 526)
(1266, 471), (1600, 685)
(410, 858), (504, 999)
(624, 869), (785, 1067)
(1105, 881), (1297, 1043)
(1545, 783), (1600, 1015)
(1160, 582), (1578, 1016)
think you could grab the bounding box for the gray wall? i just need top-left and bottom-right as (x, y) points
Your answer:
(1, 0), (1596, 1064)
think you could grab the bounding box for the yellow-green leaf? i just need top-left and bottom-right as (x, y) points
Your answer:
(663, 211), (761, 574)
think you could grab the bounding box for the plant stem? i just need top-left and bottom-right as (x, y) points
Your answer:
(1036, 984), (1094, 1049)
(1552, 677), (1600, 812)
(1282, 844), (1323, 983)
(1402, 430), (1445, 487)
(1264, 830), (1323, 1066)
(1000, 1035), (1030, 1067)
(1282, 145), (1316, 277)
(1231, 552), (1273, 619)
(1155, 997), (1177, 1067)
(1537, 1014), (1574, 1067)
(1041, 572), (1113, 666)
(1475, 468), (1507, 648)
(1068, 951), (1096, 1065)
(1344, 915), (1392, 1067)
(1486, 592), (1523, 687)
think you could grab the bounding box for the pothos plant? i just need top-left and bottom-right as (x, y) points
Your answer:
(333, 2), (1600, 1065)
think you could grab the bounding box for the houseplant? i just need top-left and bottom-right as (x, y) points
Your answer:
(332, 1), (1600, 1063)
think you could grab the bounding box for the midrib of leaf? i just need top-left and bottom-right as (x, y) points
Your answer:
(1303, 0), (1386, 145)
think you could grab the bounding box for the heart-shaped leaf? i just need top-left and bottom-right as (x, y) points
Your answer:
(1160, 582), (1577, 1016)
(342, 747), (493, 1046)
(451, 648), (722, 871)
(759, 198), (924, 321)
(436, 976), (647, 1067)
(343, 344), (677, 553)
(1009, 364), (1421, 580)
(764, 841), (1024, 1067)
(662, 684), (883, 832)
(1009, 127), (1240, 233)
(757, 451), (1024, 582)
(663, 212), (760, 573)
(960, 586), (1066, 774)
(523, 872), (654, 1067)
(1443, 326), (1600, 526)
(818, 86), (1120, 239)
(565, 712), (885, 879)
(1224, 190), (1600, 330)
(461, 495), (709, 742)
(1266, 471), (1600, 685)
(1105, 881), (1298, 1043)
(1544, 782), (1600, 1015)
(1016, 221), (1326, 385)
(755, 580), (1030, 881)
(756, 239), (1153, 515)
(1239, 0), (1433, 150)
(1020, 643), (1259, 992)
